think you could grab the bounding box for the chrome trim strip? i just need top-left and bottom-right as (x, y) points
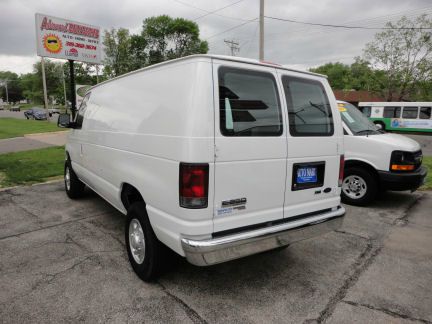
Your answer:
(181, 206), (345, 266)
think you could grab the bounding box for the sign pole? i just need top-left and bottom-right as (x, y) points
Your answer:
(41, 57), (49, 114)
(69, 59), (76, 119)
(61, 65), (67, 113)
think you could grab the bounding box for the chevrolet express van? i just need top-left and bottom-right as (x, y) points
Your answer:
(58, 55), (345, 281)
(338, 101), (427, 206)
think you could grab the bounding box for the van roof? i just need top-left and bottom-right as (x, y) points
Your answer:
(91, 54), (326, 90)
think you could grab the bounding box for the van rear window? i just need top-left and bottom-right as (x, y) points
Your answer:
(283, 76), (333, 136)
(218, 67), (282, 137)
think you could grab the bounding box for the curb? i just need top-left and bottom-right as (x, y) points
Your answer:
(24, 130), (69, 137)
(0, 178), (63, 192)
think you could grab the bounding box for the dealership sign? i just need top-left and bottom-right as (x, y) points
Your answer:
(35, 13), (101, 64)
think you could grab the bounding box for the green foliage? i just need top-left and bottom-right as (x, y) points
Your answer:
(363, 14), (432, 101)
(0, 71), (23, 102)
(0, 146), (65, 188)
(103, 15), (208, 77)
(420, 157), (432, 191)
(0, 118), (64, 139)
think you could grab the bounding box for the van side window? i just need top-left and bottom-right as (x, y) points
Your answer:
(402, 107), (418, 119)
(383, 106), (401, 118)
(74, 93), (90, 129)
(283, 76), (333, 136)
(218, 67), (282, 137)
(420, 107), (431, 119)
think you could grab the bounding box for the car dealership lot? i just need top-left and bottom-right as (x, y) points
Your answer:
(0, 182), (431, 323)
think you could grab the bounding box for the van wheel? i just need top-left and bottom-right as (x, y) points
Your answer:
(125, 202), (164, 282)
(341, 167), (378, 206)
(64, 160), (85, 198)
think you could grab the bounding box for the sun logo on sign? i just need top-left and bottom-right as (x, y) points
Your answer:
(43, 34), (62, 54)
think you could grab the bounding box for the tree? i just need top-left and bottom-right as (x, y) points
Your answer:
(141, 15), (208, 65)
(310, 62), (352, 90)
(363, 14), (432, 101)
(103, 28), (132, 78)
(0, 71), (23, 103)
(102, 15), (209, 77)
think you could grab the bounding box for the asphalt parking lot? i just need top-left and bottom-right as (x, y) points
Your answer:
(1, 182), (431, 323)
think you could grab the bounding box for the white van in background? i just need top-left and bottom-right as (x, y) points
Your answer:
(338, 101), (427, 206)
(58, 55), (345, 281)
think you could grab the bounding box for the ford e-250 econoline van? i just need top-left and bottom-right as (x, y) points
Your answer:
(58, 55), (345, 281)
(338, 101), (427, 206)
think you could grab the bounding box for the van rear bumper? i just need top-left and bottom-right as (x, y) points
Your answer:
(181, 206), (345, 266)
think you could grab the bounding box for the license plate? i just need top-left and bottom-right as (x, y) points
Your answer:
(296, 167), (317, 183)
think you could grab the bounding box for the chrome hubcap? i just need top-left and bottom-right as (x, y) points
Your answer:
(129, 219), (145, 264)
(342, 175), (367, 199)
(65, 167), (71, 191)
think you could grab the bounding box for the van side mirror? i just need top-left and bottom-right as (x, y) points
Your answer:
(58, 113), (72, 128)
(375, 123), (382, 130)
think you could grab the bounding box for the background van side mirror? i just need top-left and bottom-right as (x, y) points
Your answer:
(58, 113), (72, 128)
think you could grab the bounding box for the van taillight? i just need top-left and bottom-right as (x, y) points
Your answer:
(338, 155), (345, 187)
(179, 163), (209, 209)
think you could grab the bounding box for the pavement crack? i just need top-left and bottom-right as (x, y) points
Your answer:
(343, 300), (432, 324)
(312, 239), (383, 323)
(157, 281), (208, 324)
(334, 229), (369, 241)
(393, 194), (423, 227)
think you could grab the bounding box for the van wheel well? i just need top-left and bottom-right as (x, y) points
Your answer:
(121, 184), (144, 211)
(344, 160), (378, 181)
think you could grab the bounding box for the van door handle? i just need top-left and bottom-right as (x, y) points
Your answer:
(80, 144), (83, 156)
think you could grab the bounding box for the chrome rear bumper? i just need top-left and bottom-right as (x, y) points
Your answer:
(181, 207), (345, 266)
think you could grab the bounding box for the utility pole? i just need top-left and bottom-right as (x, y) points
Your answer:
(224, 39), (240, 56)
(259, 0), (264, 61)
(40, 57), (49, 111)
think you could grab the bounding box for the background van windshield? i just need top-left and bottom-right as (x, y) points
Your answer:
(340, 102), (380, 135)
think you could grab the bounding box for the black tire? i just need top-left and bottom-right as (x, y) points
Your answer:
(341, 167), (378, 206)
(125, 202), (165, 282)
(64, 159), (85, 199)
(374, 121), (385, 131)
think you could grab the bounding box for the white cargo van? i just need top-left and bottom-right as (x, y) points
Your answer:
(338, 101), (427, 206)
(58, 55), (345, 281)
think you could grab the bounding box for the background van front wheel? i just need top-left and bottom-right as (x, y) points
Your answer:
(64, 160), (85, 199)
(125, 202), (165, 282)
(341, 167), (378, 206)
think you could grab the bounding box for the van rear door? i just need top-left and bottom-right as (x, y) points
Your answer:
(212, 60), (287, 233)
(279, 72), (342, 218)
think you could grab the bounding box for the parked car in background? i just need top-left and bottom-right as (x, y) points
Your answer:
(9, 105), (21, 111)
(58, 55), (346, 281)
(24, 108), (48, 120)
(338, 101), (427, 206)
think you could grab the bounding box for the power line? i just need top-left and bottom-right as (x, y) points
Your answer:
(170, 0), (249, 22)
(264, 15), (432, 30)
(206, 18), (258, 40)
(193, 0), (245, 21)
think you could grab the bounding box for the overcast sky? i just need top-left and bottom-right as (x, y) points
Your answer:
(0, 0), (431, 74)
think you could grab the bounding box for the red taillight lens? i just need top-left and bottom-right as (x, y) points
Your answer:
(179, 163), (209, 208)
(338, 155), (345, 187)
